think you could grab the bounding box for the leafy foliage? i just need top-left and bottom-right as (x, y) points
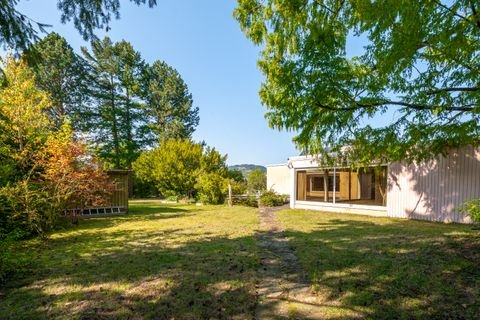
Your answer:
(234, 0), (480, 163)
(133, 139), (203, 197)
(0, 56), (50, 183)
(0, 0), (157, 51)
(227, 169), (248, 195)
(232, 195), (258, 207)
(196, 172), (228, 204)
(0, 56), (113, 237)
(40, 124), (114, 214)
(460, 198), (480, 224)
(247, 168), (266, 193)
(133, 139), (229, 203)
(258, 190), (285, 207)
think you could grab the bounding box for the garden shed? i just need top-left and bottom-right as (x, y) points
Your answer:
(64, 170), (130, 216)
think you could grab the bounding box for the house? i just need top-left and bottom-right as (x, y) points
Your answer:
(267, 146), (480, 224)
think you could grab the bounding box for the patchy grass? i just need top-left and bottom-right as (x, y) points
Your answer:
(0, 200), (259, 319)
(3, 202), (480, 319)
(276, 209), (480, 319)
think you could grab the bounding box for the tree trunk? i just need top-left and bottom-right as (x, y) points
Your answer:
(110, 76), (120, 168)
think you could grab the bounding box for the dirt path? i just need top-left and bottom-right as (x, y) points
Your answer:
(255, 206), (326, 319)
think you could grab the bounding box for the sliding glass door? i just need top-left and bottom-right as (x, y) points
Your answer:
(296, 166), (387, 206)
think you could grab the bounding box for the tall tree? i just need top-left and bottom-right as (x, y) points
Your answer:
(145, 61), (199, 143)
(81, 38), (199, 169)
(115, 40), (148, 167)
(82, 37), (124, 168)
(234, 0), (480, 163)
(24, 33), (89, 128)
(0, 56), (50, 183)
(0, 0), (157, 51)
(82, 37), (147, 169)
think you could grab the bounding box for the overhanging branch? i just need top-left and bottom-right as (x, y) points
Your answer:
(316, 100), (476, 112)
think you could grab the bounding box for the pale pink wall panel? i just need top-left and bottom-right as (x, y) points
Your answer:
(387, 146), (480, 223)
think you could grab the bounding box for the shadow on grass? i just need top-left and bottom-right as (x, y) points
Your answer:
(0, 204), (262, 319)
(0, 235), (259, 319)
(282, 218), (480, 319)
(70, 205), (193, 232)
(2, 205), (479, 319)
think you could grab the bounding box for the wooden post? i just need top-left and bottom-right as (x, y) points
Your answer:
(228, 181), (233, 207)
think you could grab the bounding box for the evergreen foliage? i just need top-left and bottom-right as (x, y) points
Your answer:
(0, 0), (157, 51)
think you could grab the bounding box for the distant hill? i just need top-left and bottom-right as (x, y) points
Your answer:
(229, 164), (266, 177)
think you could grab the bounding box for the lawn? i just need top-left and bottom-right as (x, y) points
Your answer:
(0, 201), (260, 319)
(276, 209), (480, 319)
(2, 203), (480, 319)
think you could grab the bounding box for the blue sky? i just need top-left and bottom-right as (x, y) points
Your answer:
(16, 0), (299, 166)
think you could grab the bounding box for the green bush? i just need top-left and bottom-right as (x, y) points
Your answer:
(0, 231), (29, 283)
(0, 180), (52, 237)
(258, 191), (285, 207)
(460, 198), (480, 224)
(195, 172), (227, 204)
(232, 195), (258, 207)
(165, 195), (179, 202)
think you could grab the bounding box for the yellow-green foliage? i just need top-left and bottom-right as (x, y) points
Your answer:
(460, 198), (480, 223)
(0, 57), (113, 237)
(0, 56), (50, 170)
(133, 139), (229, 203)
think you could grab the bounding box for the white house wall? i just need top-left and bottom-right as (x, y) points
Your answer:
(266, 164), (290, 195)
(387, 146), (480, 223)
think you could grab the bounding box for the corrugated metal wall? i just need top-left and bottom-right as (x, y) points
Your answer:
(387, 146), (480, 223)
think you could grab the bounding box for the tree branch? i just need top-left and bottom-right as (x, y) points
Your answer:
(470, 1), (480, 30)
(316, 100), (476, 112)
(425, 87), (480, 94)
(433, 0), (470, 23)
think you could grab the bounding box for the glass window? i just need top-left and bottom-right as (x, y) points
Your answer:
(312, 176), (323, 191)
(296, 166), (387, 206)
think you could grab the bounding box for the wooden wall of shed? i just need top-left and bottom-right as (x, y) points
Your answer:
(107, 171), (129, 211)
(387, 146), (480, 223)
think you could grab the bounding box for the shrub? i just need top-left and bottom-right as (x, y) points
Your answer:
(460, 198), (480, 224)
(165, 195), (179, 202)
(0, 232), (29, 283)
(196, 172), (227, 204)
(232, 195), (258, 207)
(258, 191), (285, 207)
(0, 180), (52, 236)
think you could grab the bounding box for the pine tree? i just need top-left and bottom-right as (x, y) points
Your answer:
(145, 61), (199, 143)
(25, 33), (89, 129)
